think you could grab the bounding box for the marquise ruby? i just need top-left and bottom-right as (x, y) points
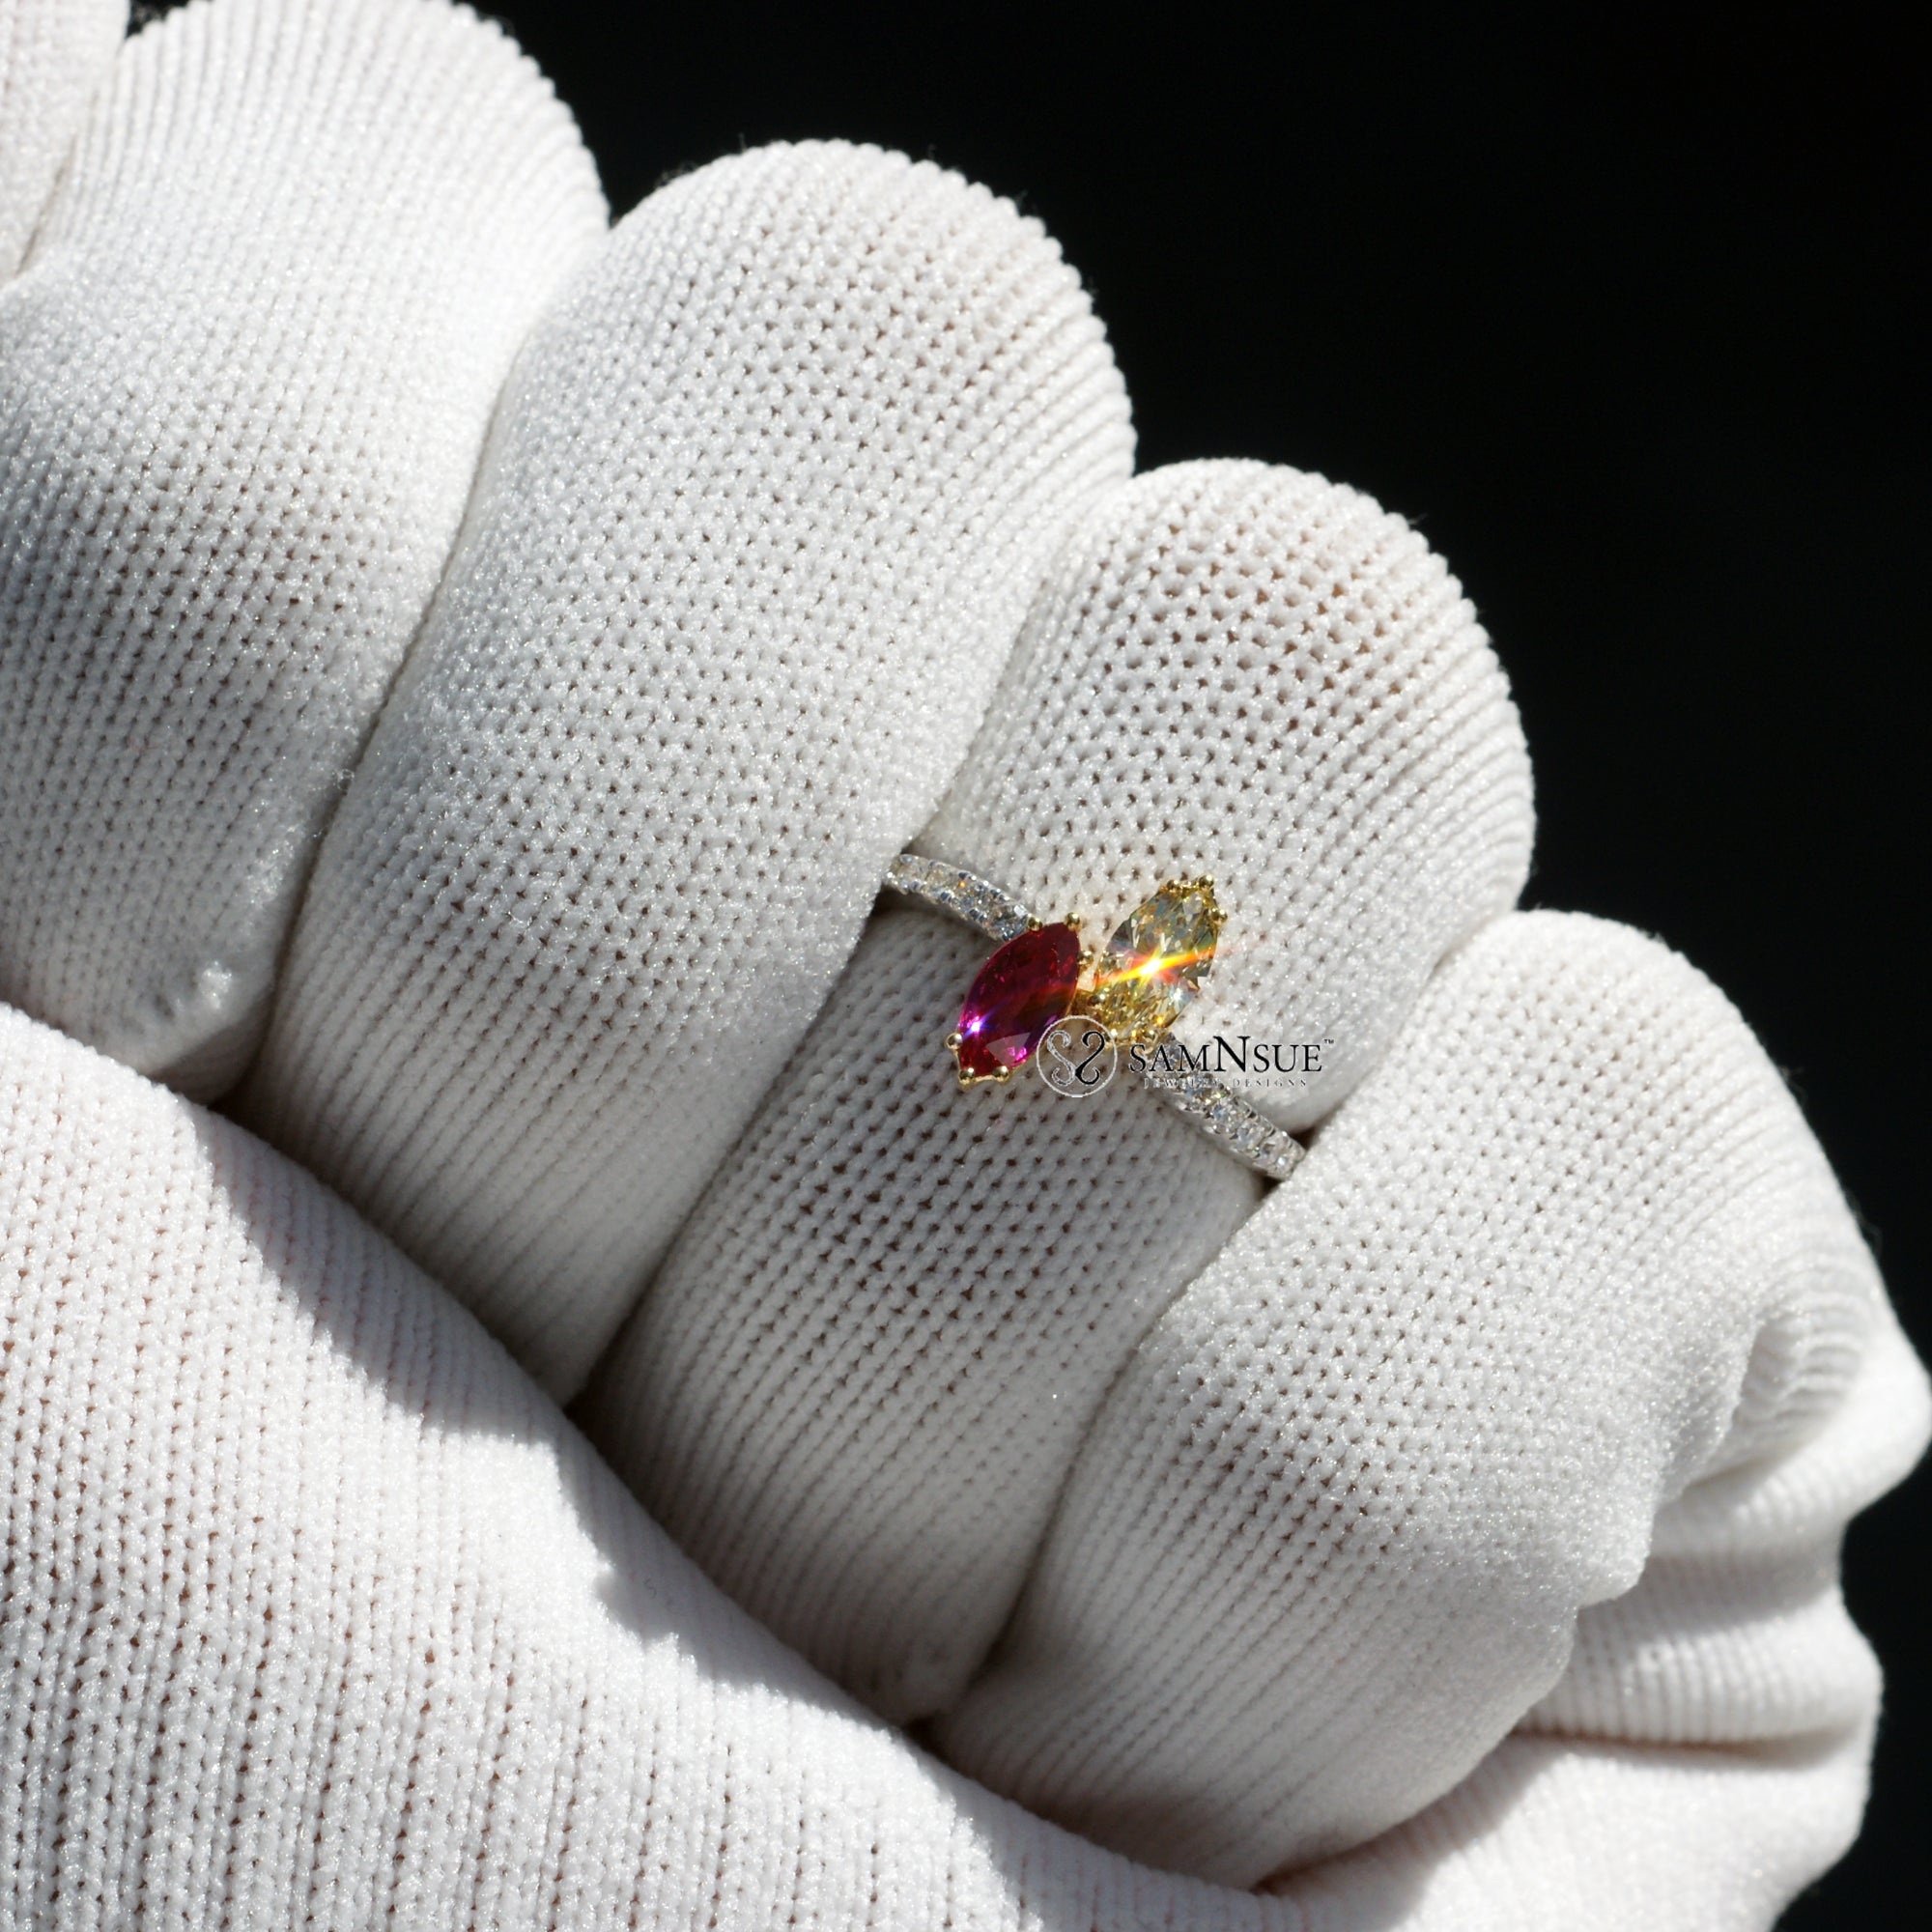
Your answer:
(950, 923), (1081, 1086)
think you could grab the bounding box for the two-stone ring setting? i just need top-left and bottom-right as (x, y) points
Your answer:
(885, 854), (1304, 1180)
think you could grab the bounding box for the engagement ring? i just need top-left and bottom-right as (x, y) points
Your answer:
(885, 854), (1306, 1180)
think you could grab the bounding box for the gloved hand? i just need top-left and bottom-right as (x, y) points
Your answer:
(2, 2), (1924, 1927)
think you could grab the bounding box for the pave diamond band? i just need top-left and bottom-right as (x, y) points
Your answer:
(885, 853), (1034, 944)
(884, 853), (1306, 1181)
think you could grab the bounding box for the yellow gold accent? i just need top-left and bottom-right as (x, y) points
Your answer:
(947, 1028), (1024, 1089)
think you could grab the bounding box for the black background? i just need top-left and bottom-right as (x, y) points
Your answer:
(487, 2), (1924, 1920)
(456, 3), (1929, 1918)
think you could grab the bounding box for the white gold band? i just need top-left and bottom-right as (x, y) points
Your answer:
(884, 853), (1306, 1180)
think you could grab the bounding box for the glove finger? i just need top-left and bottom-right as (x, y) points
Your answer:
(1523, 1292), (1927, 1744)
(1281, 1730), (1876, 1932)
(583, 459), (1533, 1720)
(0, 0), (605, 1092)
(241, 141), (1134, 1398)
(0, 0), (123, 274)
(932, 909), (1928, 1883)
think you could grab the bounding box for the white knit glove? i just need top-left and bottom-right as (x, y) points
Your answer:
(2, 3), (1924, 1927)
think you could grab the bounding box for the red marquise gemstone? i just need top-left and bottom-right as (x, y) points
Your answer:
(952, 923), (1081, 1083)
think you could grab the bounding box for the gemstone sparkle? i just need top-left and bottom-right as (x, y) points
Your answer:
(1086, 878), (1224, 1042)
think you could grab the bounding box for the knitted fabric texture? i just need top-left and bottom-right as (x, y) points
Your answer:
(933, 911), (1926, 1882)
(242, 139), (1134, 1397)
(0, 0), (606, 1093)
(1, 1001), (1911, 1930)
(0, 0), (122, 275)
(586, 461), (1532, 1721)
(1, 4), (1926, 1925)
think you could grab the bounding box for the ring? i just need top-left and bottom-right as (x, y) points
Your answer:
(884, 853), (1306, 1180)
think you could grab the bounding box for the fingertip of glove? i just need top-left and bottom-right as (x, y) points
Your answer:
(920, 454), (1534, 1132)
(610, 135), (1127, 413)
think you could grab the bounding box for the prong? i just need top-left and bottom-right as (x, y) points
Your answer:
(950, 1033), (1020, 1091)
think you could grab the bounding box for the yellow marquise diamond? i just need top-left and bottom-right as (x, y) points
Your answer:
(1085, 877), (1224, 1043)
